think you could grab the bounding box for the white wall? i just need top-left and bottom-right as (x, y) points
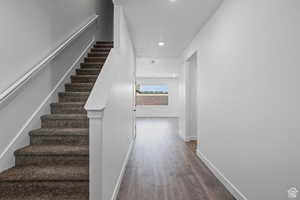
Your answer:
(136, 58), (180, 77)
(181, 0), (300, 199)
(185, 54), (198, 141)
(0, 0), (97, 94)
(136, 58), (180, 117)
(96, 0), (114, 41)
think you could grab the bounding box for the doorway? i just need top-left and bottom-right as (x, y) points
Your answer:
(185, 52), (198, 152)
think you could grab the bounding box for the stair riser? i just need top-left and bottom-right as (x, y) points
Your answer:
(80, 63), (103, 69)
(65, 85), (93, 92)
(41, 119), (88, 128)
(15, 156), (88, 166)
(30, 135), (89, 145)
(51, 105), (86, 114)
(90, 48), (111, 53)
(94, 44), (113, 48)
(76, 69), (100, 75)
(88, 53), (109, 57)
(71, 76), (97, 83)
(0, 182), (88, 194)
(84, 57), (106, 63)
(96, 41), (114, 45)
(59, 95), (89, 103)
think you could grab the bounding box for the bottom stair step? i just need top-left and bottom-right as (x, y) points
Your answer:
(0, 192), (88, 200)
(0, 165), (88, 196)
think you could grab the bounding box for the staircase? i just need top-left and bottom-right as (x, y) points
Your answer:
(0, 41), (113, 200)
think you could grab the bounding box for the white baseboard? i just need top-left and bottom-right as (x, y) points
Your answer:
(136, 116), (179, 118)
(196, 150), (248, 200)
(0, 39), (95, 172)
(111, 140), (134, 200)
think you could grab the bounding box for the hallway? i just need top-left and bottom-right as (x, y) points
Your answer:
(117, 118), (235, 200)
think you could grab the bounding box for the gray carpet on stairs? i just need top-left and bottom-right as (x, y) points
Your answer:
(0, 41), (113, 200)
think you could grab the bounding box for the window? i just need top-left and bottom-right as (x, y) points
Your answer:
(136, 84), (168, 105)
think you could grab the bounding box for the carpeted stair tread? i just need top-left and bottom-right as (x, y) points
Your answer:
(65, 83), (94, 87)
(93, 44), (113, 48)
(76, 68), (101, 75)
(1, 192), (88, 200)
(51, 102), (86, 106)
(51, 102), (86, 114)
(95, 42), (114, 47)
(88, 52), (109, 57)
(41, 114), (88, 128)
(80, 62), (104, 67)
(90, 48), (111, 53)
(30, 128), (88, 136)
(65, 83), (94, 86)
(59, 92), (90, 96)
(80, 62), (104, 65)
(0, 165), (88, 182)
(71, 75), (98, 78)
(15, 145), (88, 156)
(29, 128), (89, 146)
(41, 114), (88, 120)
(76, 68), (101, 71)
(84, 56), (107, 59)
(51, 102), (86, 108)
(84, 57), (106, 63)
(96, 41), (113, 44)
(71, 75), (98, 83)
(92, 46), (112, 49)
(71, 75), (98, 81)
(65, 83), (94, 92)
(58, 92), (90, 103)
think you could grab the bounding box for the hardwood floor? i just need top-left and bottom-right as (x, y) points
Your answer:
(117, 118), (235, 200)
(187, 140), (198, 153)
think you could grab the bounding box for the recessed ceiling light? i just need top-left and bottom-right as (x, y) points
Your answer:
(169, 0), (176, 2)
(158, 42), (165, 46)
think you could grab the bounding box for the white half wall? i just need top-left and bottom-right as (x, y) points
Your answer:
(181, 0), (300, 199)
(102, 6), (136, 200)
(136, 58), (180, 117)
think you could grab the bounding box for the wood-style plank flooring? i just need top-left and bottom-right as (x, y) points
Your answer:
(117, 118), (235, 200)
(187, 140), (198, 153)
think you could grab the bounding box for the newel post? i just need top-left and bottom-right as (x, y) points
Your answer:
(87, 109), (104, 200)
